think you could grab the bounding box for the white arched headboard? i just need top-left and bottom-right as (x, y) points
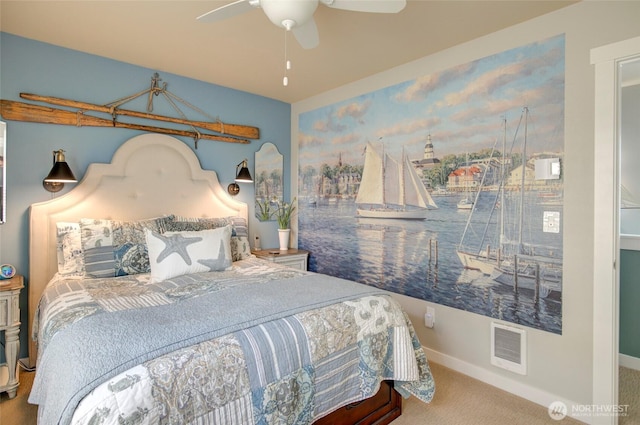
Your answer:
(29, 133), (248, 365)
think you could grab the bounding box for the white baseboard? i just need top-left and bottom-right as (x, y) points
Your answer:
(619, 353), (640, 370)
(423, 346), (590, 424)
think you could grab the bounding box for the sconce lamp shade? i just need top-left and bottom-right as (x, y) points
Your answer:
(43, 149), (77, 193)
(235, 159), (253, 183)
(44, 160), (77, 183)
(227, 159), (253, 195)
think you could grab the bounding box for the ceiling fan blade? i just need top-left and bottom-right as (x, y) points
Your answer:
(197, 0), (257, 22)
(292, 18), (320, 49)
(322, 0), (406, 13)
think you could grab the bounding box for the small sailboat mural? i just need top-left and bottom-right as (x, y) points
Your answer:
(456, 108), (562, 300)
(456, 154), (476, 210)
(456, 197), (474, 210)
(356, 141), (438, 219)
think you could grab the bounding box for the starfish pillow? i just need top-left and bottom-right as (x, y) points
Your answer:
(145, 225), (233, 283)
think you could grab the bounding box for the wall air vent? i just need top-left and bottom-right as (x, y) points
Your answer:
(491, 322), (527, 375)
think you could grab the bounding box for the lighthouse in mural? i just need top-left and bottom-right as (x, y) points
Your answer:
(413, 135), (441, 171)
(412, 134), (443, 192)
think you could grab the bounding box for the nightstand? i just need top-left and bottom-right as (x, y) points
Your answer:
(253, 249), (309, 271)
(0, 275), (23, 399)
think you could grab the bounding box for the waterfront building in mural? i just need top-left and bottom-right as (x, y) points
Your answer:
(297, 34), (565, 334)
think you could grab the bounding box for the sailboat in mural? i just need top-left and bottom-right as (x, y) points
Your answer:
(456, 108), (562, 300)
(356, 141), (438, 219)
(457, 154), (475, 210)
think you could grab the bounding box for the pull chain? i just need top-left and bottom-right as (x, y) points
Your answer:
(283, 20), (294, 86)
(283, 29), (290, 86)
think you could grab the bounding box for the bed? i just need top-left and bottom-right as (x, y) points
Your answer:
(27, 133), (435, 425)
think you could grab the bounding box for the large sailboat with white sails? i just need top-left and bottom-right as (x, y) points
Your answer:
(356, 141), (438, 219)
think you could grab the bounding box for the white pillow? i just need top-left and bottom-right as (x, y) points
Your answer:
(145, 226), (233, 283)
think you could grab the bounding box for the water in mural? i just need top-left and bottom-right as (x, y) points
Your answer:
(299, 189), (562, 334)
(298, 35), (565, 334)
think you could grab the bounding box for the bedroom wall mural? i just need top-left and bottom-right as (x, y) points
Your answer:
(297, 34), (565, 334)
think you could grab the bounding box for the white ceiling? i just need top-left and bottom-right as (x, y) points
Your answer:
(1, 1), (578, 104)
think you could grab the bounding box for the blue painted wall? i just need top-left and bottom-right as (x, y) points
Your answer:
(0, 33), (290, 360)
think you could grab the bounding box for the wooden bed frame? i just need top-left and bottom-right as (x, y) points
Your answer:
(28, 133), (401, 424)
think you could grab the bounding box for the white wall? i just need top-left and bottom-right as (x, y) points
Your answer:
(292, 1), (640, 412)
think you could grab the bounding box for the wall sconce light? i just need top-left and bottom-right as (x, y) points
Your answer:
(43, 149), (77, 193)
(227, 159), (253, 196)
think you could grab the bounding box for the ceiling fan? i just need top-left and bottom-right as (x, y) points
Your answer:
(197, 0), (407, 50)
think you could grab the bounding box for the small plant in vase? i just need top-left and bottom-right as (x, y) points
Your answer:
(274, 197), (296, 250)
(274, 197), (297, 229)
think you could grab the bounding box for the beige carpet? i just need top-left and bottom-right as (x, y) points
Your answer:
(0, 367), (37, 425)
(620, 366), (640, 425)
(394, 363), (583, 425)
(1, 362), (638, 425)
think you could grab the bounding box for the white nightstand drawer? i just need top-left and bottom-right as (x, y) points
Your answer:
(272, 256), (307, 271)
(0, 298), (7, 327)
(253, 249), (309, 271)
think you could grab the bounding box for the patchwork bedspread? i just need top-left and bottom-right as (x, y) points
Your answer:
(30, 258), (435, 425)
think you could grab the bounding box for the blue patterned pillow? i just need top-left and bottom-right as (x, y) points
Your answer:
(145, 226), (233, 283)
(164, 216), (229, 232)
(80, 217), (167, 278)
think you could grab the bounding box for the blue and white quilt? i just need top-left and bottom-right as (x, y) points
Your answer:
(30, 258), (435, 425)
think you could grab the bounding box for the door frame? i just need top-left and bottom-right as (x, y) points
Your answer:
(591, 36), (640, 425)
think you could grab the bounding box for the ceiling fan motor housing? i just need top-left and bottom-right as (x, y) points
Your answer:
(260, 0), (319, 29)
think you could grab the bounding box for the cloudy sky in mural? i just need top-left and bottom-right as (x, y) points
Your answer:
(298, 34), (565, 168)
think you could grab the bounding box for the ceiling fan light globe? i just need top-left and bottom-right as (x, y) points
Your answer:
(261, 0), (319, 29)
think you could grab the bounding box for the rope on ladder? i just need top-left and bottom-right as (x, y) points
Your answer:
(100, 73), (224, 148)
